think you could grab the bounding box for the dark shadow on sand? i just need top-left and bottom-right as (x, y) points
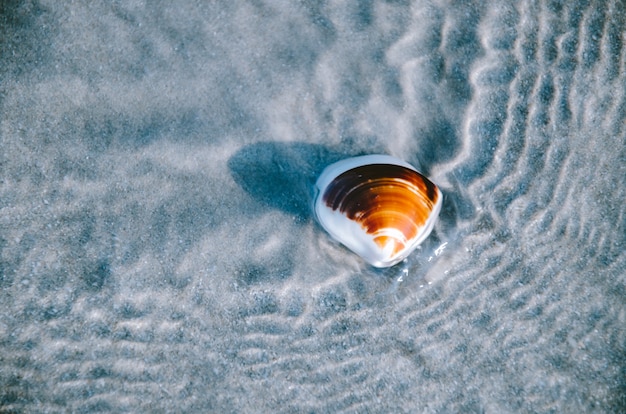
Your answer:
(227, 142), (349, 223)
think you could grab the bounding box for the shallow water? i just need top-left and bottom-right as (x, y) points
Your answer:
(1, 1), (625, 412)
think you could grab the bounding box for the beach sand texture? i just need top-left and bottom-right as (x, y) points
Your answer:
(1, 1), (625, 412)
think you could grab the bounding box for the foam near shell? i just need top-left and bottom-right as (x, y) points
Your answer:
(314, 155), (442, 267)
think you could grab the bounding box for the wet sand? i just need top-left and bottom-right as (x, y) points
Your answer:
(1, 1), (625, 412)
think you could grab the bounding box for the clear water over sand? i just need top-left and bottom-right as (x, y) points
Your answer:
(1, 1), (625, 412)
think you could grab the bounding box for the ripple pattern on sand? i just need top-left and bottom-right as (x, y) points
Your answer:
(1, 0), (625, 412)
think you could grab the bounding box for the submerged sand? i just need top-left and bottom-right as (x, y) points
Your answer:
(1, 1), (625, 412)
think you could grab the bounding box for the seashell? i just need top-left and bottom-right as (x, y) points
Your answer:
(314, 155), (442, 268)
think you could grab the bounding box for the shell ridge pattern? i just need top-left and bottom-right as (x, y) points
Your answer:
(322, 164), (439, 242)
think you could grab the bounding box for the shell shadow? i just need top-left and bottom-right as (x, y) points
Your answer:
(227, 142), (347, 223)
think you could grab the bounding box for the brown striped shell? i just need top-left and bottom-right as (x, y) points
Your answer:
(314, 155), (442, 267)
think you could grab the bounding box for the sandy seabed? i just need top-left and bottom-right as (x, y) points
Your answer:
(1, 1), (625, 412)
